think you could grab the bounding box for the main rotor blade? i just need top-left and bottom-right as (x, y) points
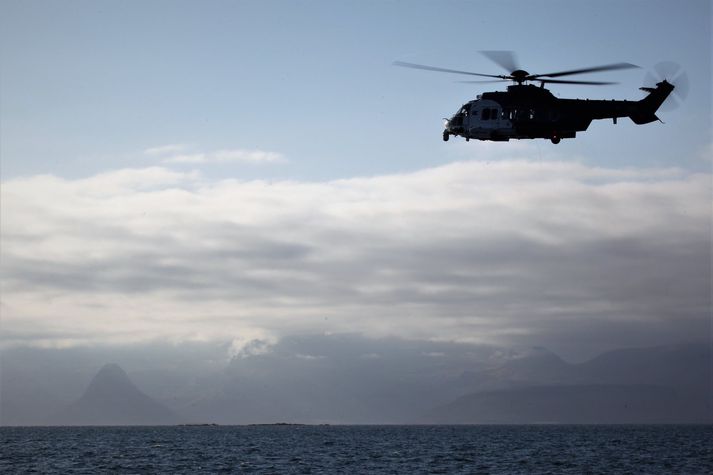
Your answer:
(533, 62), (640, 79)
(457, 79), (508, 84)
(392, 61), (504, 79)
(539, 78), (619, 85)
(480, 50), (520, 73)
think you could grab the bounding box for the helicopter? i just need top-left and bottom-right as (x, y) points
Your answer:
(394, 51), (682, 144)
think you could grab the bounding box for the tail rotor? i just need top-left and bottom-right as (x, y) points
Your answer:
(643, 61), (689, 111)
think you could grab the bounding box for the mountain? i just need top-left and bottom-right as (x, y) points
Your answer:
(426, 342), (712, 424)
(54, 363), (181, 425)
(456, 346), (575, 393)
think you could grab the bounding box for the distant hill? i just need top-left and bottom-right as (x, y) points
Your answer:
(577, 342), (712, 389)
(426, 384), (705, 424)
(426, 342), (713, 424)
(53, 363), (181, 425)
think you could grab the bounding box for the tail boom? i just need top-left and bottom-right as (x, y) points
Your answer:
(630, 80), (674, 124)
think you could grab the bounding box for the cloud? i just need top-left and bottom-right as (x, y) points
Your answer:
(143, 144), (189, 156)
(144, 145), (285, 164)
(228, 336), (275, 360)
(1, 159), (710, 358)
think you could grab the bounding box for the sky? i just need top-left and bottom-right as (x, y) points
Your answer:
(1, 0), (711, 363)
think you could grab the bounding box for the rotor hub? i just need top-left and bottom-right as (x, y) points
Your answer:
(510, 70), (530, 83)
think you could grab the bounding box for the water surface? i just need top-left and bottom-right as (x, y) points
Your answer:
(2, 425), (711, 474)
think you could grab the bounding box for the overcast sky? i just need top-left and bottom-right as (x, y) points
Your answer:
(1, 0), (711, 362)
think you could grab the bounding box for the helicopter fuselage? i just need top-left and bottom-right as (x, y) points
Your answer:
(444, 81), (673, 144)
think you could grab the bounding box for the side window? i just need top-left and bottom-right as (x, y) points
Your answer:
(491, 108), (499, 120)
(482, 109), (490, 120)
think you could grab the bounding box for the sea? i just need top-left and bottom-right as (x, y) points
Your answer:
(2, 425), (712, 474)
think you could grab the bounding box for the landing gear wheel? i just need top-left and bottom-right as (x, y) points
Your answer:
(551, 136), (561, 144)
(443, 131), (449, 142)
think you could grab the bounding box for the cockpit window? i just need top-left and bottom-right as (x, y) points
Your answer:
(482, 109), (490, 120)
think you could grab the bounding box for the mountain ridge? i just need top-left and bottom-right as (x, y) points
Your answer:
(428, 341), (712, 424)
(2, 339), (709, 425)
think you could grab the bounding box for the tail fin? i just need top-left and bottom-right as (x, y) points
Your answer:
(630, 80), (674, 124)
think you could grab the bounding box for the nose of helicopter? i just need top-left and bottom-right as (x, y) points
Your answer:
(442, 118), (452, 141)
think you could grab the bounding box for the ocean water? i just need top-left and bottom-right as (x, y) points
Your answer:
(1, 425), (712, 474)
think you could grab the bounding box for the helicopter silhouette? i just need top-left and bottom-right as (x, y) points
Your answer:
(394, 51), (679, 144)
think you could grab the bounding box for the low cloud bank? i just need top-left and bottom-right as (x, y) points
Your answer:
(1, 160), (710, 359)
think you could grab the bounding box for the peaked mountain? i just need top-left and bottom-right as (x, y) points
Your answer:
(54, 363), (180, 425)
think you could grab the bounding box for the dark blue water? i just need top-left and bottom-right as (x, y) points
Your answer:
(2, 425), (712, 474)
